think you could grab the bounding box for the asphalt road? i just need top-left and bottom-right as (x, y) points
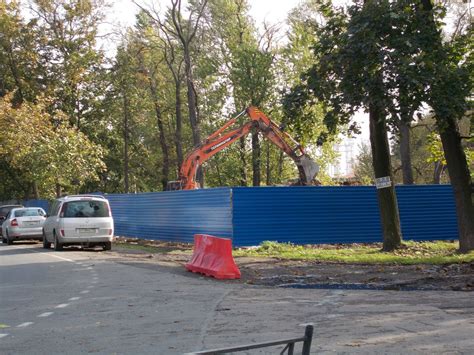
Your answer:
(1, 243), (473, 354)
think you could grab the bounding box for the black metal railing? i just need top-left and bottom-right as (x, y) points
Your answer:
(185, 325), (313, 355)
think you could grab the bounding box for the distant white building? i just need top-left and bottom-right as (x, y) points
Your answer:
(328, 139), (358, 179)
(327, 111), (371, 179)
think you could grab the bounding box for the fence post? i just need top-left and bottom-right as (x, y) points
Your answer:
(301, 325), (313, 355)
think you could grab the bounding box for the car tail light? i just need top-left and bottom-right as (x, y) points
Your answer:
(60, 229), (65, 237)
(11, 219), (18, 227)
(108, 228), (113, 235)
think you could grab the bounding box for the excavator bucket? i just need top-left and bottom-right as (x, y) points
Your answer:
(298, 155), (319, 184)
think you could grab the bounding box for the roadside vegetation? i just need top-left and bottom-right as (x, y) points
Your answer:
(233, 241), (474, 265)
(114, 238), (474, 265)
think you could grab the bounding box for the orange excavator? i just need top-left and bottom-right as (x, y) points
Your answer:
(166, 106), (319, 190)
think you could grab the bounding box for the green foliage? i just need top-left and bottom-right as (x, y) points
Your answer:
(390, 114), (473, 184)
(0, 94), (105, 198)
(279, 1), (339, 177)
(284, 0), (469, 140)
(426, 131), (446, 166)
(0, 0), (42, 103)
(234, 240), (474, 265)
(31, 0), (107, 128)
(353, 142), (374, 185)
(389, 116), (448, 184)
(204, 0), (291, 186)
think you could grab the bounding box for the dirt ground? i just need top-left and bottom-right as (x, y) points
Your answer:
(112, 238), (474, 292)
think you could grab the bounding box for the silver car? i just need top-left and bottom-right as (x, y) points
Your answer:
(2, 207), (47, 244)
(43, 195), (114, 251)
(0, 204), (24, 237)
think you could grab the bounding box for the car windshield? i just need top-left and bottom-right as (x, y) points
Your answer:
(14, 209), (45, 217)
(62, 200), (109, 218)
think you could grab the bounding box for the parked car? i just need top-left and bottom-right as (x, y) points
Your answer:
(0, 204), (24, 237)
(2, 207), (46, 244)
(43, 195), (114, 251)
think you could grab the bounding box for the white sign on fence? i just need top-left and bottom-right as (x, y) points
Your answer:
(375, 176), (392, 189)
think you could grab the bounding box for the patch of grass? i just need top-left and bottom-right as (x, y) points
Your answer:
(233, 240), (474, 265)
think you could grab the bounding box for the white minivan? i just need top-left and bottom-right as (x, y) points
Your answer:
(43, 195), (114, 251)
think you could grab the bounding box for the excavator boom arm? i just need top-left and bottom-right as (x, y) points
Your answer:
(167, 107), (319, 190)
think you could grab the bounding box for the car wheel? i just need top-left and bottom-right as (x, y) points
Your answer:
(43, 230), (51, 249)
(53, 232), (63, 251)
(103, 242), (112, 251)
(6, 230), (13, 245)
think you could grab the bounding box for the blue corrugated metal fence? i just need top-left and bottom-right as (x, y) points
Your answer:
(232, 185), (458, 246)
(20, 185), (459, 246)
(106, 188), (233, 244)
(23, 199), (50, 212)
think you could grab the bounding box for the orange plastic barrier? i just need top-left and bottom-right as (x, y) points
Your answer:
(185, 234), (241, 279)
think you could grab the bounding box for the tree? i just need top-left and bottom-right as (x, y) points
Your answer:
(167, 0), (208, 186)
(281, 0), (341, 184)
(417, 0), (473, 252)
(113, 45), (135, 193)
(159, 22), (186, 172)
(390, 116), (461, 185)
(230, 43), (276, 186)
(353, 142), (374, 185)
(207, 0), (279, 186)
(284, 0), (404, 251)
(135, 0), (208, 186)
(106, 31), (171, 194)
(0, 94), (105, 198)
(0, 0), (41, 104)
(30, 0), (107, 129)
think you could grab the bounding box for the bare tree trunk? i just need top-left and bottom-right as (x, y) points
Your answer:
(183, 55), (201, 145)
(122, 94), (131, 193)
(252, 131), (261, 186)
(183, 50), (203, 186)
(439, 116), (474, 252)
(278, 151), (284, 181)
(55, 184), (61, 198)
(175, 82), (184, 172)
(419, 0), (474, 252)
(214, 159), (223, 186)
(399, 119), (414, 184)
(433, 161), (445, 184)
(239, 137), (247, 186)
(23, 183), (32, 201)
(169, 0), (208, 187)
(6, 44), (24, 104)
(148, 76), (170, 190)
(369, 102), (403, 251)
(33, 182), (39, 200)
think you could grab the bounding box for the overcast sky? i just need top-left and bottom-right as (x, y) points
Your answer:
(108, 0), (304, 28)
